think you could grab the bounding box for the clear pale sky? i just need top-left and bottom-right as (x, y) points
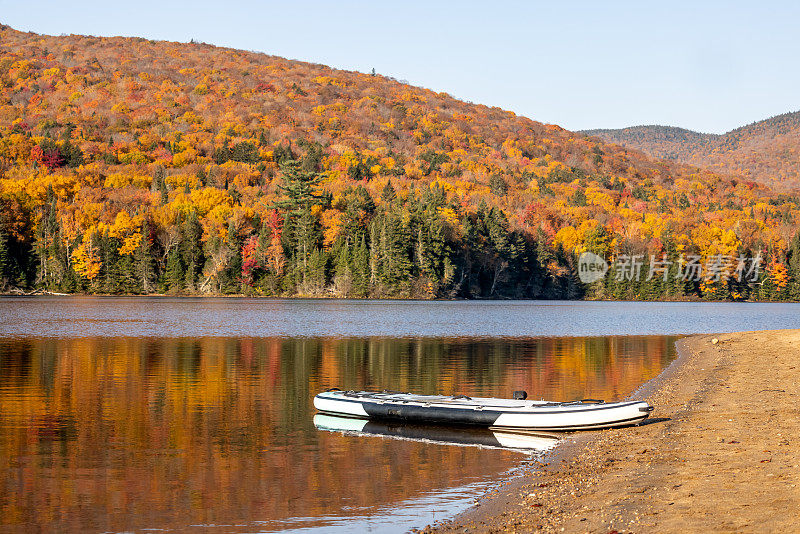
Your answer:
(2, 1), (798, 134)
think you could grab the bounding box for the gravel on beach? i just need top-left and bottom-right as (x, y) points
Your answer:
(428, 330), (800, 533)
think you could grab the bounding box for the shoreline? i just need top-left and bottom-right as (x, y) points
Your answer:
(429, 330), (800, 532)
(424, 333), (696, 531)
(2, 292), (797, 304)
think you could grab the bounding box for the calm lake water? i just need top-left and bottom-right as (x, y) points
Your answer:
(1, 298), (799, 533)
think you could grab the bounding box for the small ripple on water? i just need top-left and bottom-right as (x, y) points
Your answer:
(253, 474), (513, 534)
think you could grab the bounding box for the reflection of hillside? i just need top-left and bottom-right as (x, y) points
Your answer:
(0, 335), (675, 531)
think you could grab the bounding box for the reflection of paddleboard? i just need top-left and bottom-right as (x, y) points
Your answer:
(314, 390), (654, 431)
(313, 414), (561, 452)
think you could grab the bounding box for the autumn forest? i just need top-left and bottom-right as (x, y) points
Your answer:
(2, 25), (800, 300)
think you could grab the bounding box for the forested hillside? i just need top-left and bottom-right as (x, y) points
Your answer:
(584, 111), (800, 189)
(2, 25), (800, 300)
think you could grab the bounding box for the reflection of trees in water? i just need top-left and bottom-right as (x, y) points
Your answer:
(0, 335), (676, 531)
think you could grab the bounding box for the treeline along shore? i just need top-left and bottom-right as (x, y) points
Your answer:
(5, 157), (800, 301)
(4, 157), (800, 301)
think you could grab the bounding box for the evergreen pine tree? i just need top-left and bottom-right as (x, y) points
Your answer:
(290, 209), (322, 293)
(533, 236), (556, 298)
(381, 181), (397, 203)
(153, 167), (168, 204)
(786, 232), (800, 299)
(373, 210), (412, 294)
(273, 158), (326, 294)
(220, 220), (243, 294)
(61, 234), (79, 293)
(333, 242), (353, 296)
(163, 247), (185, 293)
(274, 158), (323, 214)
(34, 186), (63, 290)
(352, 235), (371, 297)
(182, 211), (204, 291)
(137, 218), (156, 293)
(306, 247), (327, 295)
(99, 231), (123, 294)
(484, 208), (516, 297)
(115, 253), (138, 294)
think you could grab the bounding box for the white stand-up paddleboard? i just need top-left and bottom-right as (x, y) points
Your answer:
(314, 389), (654, 431)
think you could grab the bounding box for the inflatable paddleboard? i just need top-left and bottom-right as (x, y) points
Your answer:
(313, 390), (653, 431)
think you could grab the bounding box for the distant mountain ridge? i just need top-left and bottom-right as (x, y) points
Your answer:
(582, 125), (718, 163)
(583, 111), (800, 188)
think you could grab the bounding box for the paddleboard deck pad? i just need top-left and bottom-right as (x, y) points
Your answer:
(314, 390), (654, 431)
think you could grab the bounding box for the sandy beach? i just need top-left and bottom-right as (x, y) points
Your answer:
(429, 330), (800, 533)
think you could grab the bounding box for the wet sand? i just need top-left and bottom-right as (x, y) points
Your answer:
(429, 330), (800, 533)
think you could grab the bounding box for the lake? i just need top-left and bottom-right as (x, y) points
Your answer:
(1, 298), (799, 533)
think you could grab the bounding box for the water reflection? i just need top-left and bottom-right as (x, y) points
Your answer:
(314, 414), (562, 452)
(0, 335), (676, 532)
